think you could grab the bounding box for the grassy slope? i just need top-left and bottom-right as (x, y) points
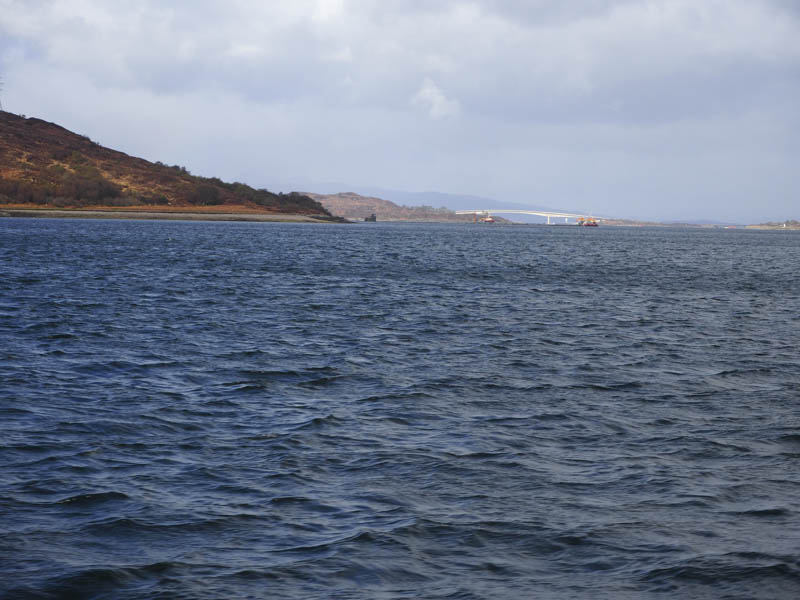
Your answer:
(0, 111), (332, 217)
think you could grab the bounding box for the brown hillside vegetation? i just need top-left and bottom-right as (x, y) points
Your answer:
(0, 111), (333, 217)
(305, 191), (505, 222)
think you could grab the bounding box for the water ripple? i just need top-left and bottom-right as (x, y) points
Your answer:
(2, 220), (799, 598)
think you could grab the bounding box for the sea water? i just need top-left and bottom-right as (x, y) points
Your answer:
(1, 219), (799, 599)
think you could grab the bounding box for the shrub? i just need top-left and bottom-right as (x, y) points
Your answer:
(189, 184), (222, 205)
(58, 170), (122, 202)
(69, 151), (88, 165)
(50, 147), (71, 161)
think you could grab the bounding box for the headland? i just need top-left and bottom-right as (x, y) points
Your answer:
(0, 111), (343, 222)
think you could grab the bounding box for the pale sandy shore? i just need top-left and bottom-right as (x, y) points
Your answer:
(0, 208), (344, 223)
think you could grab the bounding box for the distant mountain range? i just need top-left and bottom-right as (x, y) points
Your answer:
(338, 187), (560, 213)
(307, 188), (769, 227)
(282, 179), (578, 216)
(277, 179), (789, 227)
(271, 179), (619, 224)
(304, 191), (512, 223)
(0, 112), (333, 218)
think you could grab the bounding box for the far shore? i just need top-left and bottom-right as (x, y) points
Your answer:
(2, 206), (796, 229)
(0, 206), (346, 223)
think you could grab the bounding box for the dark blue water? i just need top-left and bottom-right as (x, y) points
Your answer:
(2, 219), (799, 599)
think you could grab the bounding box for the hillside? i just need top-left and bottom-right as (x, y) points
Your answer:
(0, 111), (333, 217)
(304, 191), (507, 223)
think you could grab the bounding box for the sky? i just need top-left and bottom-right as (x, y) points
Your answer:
(1, 0), (798, 222)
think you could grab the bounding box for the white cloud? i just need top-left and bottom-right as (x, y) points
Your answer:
(411, 77), (460, 119)
(312, 0), (344, 22)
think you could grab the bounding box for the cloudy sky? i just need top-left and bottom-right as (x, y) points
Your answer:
(2, 0), (798, 222)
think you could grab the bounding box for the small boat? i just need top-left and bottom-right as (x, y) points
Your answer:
(364, 213), (377, 222)
(577, 217), (598, 227)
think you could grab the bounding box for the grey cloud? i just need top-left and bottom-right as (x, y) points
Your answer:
(474, 0), (642, 25)
(763, 0), (800, 18)
(7, 0), (799, 123)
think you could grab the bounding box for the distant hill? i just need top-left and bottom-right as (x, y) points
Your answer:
(304, 191), (509, 223)
(747, 219), (800, 230)
(280, 179), (574, 214)
(264, 179), (600, 223)
(360, 188), (563, 213)
(0, 111), (332, 217)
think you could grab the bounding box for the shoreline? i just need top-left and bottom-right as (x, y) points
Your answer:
(2, 207), (796, 229)
(0, 207), (345, 223)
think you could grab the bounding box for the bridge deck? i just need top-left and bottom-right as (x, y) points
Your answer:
(456, 210), (609, 220)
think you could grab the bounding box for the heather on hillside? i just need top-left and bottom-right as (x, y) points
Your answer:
(0, 112), (330, 216)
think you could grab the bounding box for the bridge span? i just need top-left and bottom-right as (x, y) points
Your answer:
(455, 209), (608, 224)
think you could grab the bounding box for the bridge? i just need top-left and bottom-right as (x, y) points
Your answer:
(455, 209), (609, 224)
